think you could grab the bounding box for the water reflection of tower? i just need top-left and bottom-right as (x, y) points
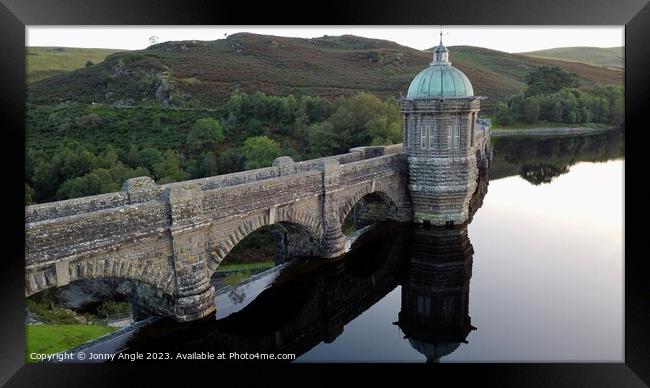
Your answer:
(396, 225), (475, 363)
(396, 163), (487, 363)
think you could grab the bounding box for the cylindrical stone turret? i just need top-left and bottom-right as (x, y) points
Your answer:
(401, 33), (489, 226)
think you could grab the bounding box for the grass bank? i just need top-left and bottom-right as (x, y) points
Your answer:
(216, 260), (275, 273)
(26, 324), (117, 362)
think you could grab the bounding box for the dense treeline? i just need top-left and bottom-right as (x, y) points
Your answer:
(493, 67), (624, 127)
(26, 92), (401, 204)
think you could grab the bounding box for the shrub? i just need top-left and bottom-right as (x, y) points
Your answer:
(241, 136), (281, 170)
(78, 113), (102, 129)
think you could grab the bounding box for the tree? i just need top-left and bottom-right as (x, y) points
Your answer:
(366, 99), (401, 145)
(590, 84), (623, 125)
(558, 90), (578, 123)
(300, 95), (330, 123)
(494, 102), (513, 126)
(106, 164), (150, 186)
(308, 121), (341, 156)
(597, 97), (610, 123)
(154, 150), (189, 183)
(149, 35), (159, 46)
(138, 148), (164, 173)
(341, 93), (386, 146)
(194, 152), (219, 178)
(567, 109), (578, 124)
(507, 93), (525, 118)
(579, 106), (592, 123)
(25, 184), (35, 205)
(522, 97), (540, 123)
(217, 148), (244, 173)
(56, 171), (107, 200)
(55, 166), (127, 201)
(58, 145), (98, 181)
(367, 114), (401, 145)
(187, 118), (224, 153)
(225, 90), (245, 135)
(25, 149), (41, 184)
(98, 145), (119, 169)
(56, 176), (91, 200)
(124, 145), (141, 168)
(551, 100), (563, 122)
(32, 160), (59, 202)
(78, 113), (102, 129)
(608, 89), (624, 125)
(241, 136), (281, 170)
(524, 66), (580, 96)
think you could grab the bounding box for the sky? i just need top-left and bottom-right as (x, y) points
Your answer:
(25, 26), (624, 53)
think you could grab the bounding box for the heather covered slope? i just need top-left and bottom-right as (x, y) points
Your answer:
(520, 46), (624, 69)
(28, 33), (623, 111)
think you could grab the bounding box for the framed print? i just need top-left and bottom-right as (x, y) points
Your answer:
(1, 0), (648, 385)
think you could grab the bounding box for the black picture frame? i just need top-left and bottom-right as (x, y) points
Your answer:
(1, 0), (648, 385)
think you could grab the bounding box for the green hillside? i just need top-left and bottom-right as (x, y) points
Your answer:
(27, 47), (127, 84)
(520, 46), (623, 69)
(27, 34), (623, 111)
(25, 34), (624, 206)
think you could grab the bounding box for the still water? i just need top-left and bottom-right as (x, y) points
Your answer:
(113, 130), (625, 362)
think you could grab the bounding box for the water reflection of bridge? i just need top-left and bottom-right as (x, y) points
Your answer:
(119, 171), (488, 362)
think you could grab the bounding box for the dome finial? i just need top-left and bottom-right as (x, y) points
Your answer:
(432, 26), (449, 64)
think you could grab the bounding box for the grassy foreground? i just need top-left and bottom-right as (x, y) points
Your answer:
(26, 324), (116, 362)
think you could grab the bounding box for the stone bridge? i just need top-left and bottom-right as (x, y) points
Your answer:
(25, 144), (414, 320)
(26, 133), (491, 322)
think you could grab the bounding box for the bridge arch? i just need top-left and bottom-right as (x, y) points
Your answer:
(25, 251), (177, 299)
(206, 215), (322, 275)
(338, 188), (400, 232)
(26, 274), (179, 322)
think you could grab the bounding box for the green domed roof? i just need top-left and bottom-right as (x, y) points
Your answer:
(406, 38), (474, 99)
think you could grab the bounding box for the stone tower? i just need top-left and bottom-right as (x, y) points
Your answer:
(401, 32), (491, 226)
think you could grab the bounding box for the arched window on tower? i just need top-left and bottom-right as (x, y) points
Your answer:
(420, 117), (435, 149)
(448, 116), (461, 151)
(420, 123), (426, 149)
(420, 116), (437, 150)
